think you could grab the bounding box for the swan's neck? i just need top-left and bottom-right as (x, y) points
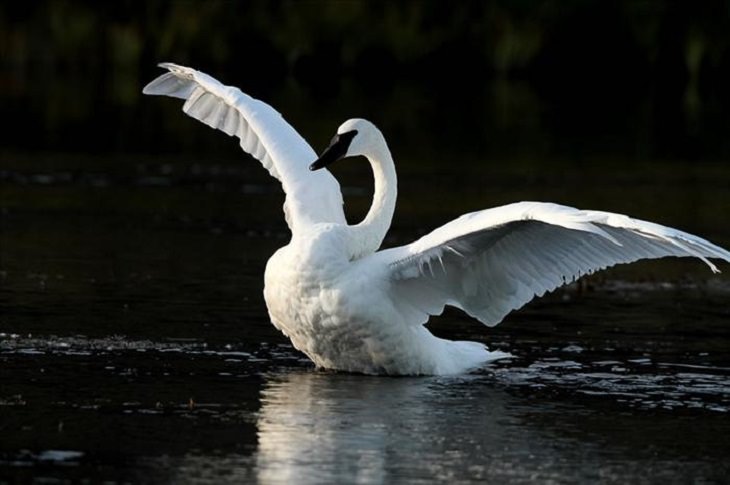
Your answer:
(348, 140), (397, 259)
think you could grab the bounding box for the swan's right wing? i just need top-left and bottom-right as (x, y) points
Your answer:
(143, 63), (346, 232)
(377, 202), (730, 327)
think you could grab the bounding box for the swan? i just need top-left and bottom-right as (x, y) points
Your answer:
(143, 63), (730, 376)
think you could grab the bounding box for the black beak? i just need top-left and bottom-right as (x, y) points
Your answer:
(309, 130), (358, 171)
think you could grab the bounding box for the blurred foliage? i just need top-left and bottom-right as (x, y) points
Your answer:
(4, 1), (730, 81)
(2, 0), (730, 161)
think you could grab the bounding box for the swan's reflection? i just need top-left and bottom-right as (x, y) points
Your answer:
(254, 370), (543, 484)
(154, 369), (726, 483)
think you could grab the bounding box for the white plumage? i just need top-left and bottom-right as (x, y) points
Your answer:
(144, 63), (346, 230)
(144, 64), (730, 376)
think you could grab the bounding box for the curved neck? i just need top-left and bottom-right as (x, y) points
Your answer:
(348, 139), (397, 260)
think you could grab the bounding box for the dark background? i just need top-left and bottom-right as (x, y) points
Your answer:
(4, 0), (730, 159)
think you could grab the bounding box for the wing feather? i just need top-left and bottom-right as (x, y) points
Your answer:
(377, 202), (730, 327)
(143, 63), (346, 231)
(220, 105), (239, 136)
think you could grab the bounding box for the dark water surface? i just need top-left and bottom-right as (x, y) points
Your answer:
(2, 148), (730, 483)
(2, 65), (730, 483)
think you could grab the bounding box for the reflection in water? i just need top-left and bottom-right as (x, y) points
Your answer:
(254, 371), (572, 483)
(2, 336), (730, 483)
(251, 370), (730, 484)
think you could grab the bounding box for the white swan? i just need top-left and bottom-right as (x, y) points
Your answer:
(144, 63), (730, 376)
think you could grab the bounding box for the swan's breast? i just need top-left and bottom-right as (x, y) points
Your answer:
(262, 225), (400, 368)
(263, 225), (351, 335)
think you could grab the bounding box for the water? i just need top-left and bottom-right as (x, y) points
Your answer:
(2, 299), (730, 483)
(3, 58), (730, 484)
(2, 182), (730, 484)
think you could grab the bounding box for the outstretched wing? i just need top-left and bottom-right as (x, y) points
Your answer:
(143, 63), (345, 232)
(377, 202), (730, 327)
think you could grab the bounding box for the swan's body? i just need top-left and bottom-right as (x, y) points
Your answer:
(263, 225), (495, 374)
(144, 64), (730, 375)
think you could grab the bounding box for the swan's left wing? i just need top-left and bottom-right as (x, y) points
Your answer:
(143, 63), (345, 232)
(378, 201), (730, 327)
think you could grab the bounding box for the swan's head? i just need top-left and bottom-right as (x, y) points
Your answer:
(309, 118), (381, 171)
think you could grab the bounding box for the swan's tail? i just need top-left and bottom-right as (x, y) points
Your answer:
(433, 339), (511, 375)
